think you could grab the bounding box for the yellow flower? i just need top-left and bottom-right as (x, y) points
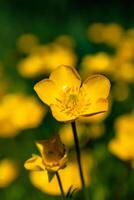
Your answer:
(108, 113), (134, 163)
(55, 35), (75, 49)
(59, 123), (105, 148)
(18, 40), (77, 77)
(59, 124), (84, 148)
(111, 57), (134, 83)
(0, 94), (46, 137)
(102, 23), (124, 47)
(34, 65), (110, 122)
(29, 151), (91, 195)
(0, 159), (18, 187)
(87, 23), (124, 47)
(80, 52), (112, 78)
(18, 55), (43, 78)
(24, 134), (67, 172)
(112, 81), (130, 101)
(16, 33), (39, 54)
(87, 23), (105, 43)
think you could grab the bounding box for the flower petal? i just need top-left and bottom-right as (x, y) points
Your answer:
(81, 74), (110, 100)
(82, 98), (108, 116)
(36, 136), (67, 172)
(35, 135), (65, 161)
(34, 79), (56, 106)
(49, 65), (81, 90)
(50, 104), (77, 122)
(24, 155), (45, 171)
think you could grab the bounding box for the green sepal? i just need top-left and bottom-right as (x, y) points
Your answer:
(47, 171), (55, 182)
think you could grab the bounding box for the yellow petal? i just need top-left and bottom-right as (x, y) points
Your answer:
(35, 135), (67, 171)
(34, 79), (56, 106)
(49, 65), (81, 90)
(81, 74), (110, 100)
(24, 155), (45, 171)
(50, 104), (77, 122)
(36, 135), (65, 162)
(82, 98), (108, 116)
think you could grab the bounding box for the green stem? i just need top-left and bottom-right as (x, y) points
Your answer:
(56, 171), (66, 200)
(71, 121), (89, 200)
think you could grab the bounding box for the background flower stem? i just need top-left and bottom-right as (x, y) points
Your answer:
(55, 171), (66, 200)
(71, 121), (89, 200)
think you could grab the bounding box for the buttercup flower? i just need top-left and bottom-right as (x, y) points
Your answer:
(0, 159), (18, 187)
(29, 151), (91, 195)
(87, 23), (124, 47)
(0, 93), (46, 137)
(80, 52), (112, 77)
(34, 65), (110, 122)
(108, 113), (134, 163)
(18, 39), (77, 77)
(24, 134), (67, 172)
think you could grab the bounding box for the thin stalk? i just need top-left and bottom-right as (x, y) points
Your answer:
(71, 121), (89, 200)
(56, 171), (66, 200)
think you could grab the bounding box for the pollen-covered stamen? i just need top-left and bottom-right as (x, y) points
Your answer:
(54, 87), (79, 115)
(54, 86), (91, 117)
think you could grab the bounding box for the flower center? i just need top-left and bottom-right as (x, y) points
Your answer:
(55, 86), (91, 118)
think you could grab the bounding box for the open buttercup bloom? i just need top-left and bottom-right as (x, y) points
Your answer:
(34, 65), (111, 122)
(24, 134), (67, 172)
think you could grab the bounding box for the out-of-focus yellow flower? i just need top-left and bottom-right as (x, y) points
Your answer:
(17, 33), (39, 54)
(18, 40), (77, 78)
(55, 35), (75, 49)
(80, 52), (112, 78)
(111, 59), (134, 83)
(87, 23), (105, 43)
(109, 37), (134, 83)
(24, 134), (67, 172)
(87, 23), (124, 47)
(102, 23), (124, 47)
(18, 55), (43, 78)
(87, 123), (105, 139)
(109, 113), (134, 164)
(59, 124), (84, 147)
(11, 95), (45, 129)
(34, 65), (110, 122)
(39, 44), (77, 72)
(112, 81), (130, 101)
(0, 159), (18, 187)
(59, 122), (105, 148)
(126, 28), (134, 40)
(116, 38), (134, 61)
(0, 94), (46, 137)
(29, 151), (91, 195)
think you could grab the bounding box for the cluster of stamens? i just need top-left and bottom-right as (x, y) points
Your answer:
(54, 86), (91, 118)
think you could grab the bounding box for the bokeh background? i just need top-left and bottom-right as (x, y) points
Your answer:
(0, 0), (134, 199)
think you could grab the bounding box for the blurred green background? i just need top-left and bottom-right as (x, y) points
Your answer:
(0, 0), (134, 200)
